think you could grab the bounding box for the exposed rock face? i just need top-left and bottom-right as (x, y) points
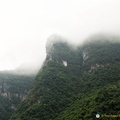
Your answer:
(87, 64), (105, 73)
(0, 82), (27, 101)
(63, 60), (67, 67)
(82, 51), (89, 61)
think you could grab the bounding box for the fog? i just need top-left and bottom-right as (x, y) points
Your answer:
(0, 0), (120, 72)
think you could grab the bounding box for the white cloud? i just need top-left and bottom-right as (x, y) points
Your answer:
(0, 0), (120, 70)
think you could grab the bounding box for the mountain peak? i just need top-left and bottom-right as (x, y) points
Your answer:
(46, 34), (67, 54)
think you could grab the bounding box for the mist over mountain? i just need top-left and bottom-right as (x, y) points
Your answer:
(1, 1), (120, 119)
(10, 34), (120, 120)
(14, 63), (41, 75)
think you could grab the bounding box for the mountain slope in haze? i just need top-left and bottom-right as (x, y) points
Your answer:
(0, 72), (35, 120)
(11, 35), (120, 120)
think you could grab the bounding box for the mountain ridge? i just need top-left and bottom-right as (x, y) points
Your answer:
(10, 35), (120, 120)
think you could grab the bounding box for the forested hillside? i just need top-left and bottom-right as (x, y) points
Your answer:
(10, 35), (120, 120)
(0, 72), (34, 120)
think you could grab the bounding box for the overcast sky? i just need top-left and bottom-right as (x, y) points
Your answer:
(0, 0), (120, 70)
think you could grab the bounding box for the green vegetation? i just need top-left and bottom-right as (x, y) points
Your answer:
(56, 81), (120, 120)
(10, 36), (120, 120)
(0, 72), (34, 120)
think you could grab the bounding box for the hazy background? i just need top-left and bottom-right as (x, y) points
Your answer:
(0, 0), (120, 71)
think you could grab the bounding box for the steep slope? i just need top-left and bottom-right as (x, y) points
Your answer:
(56, 81), (120, 120)
(0, 72), (34, 120)
(11, 35), (120, 120)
